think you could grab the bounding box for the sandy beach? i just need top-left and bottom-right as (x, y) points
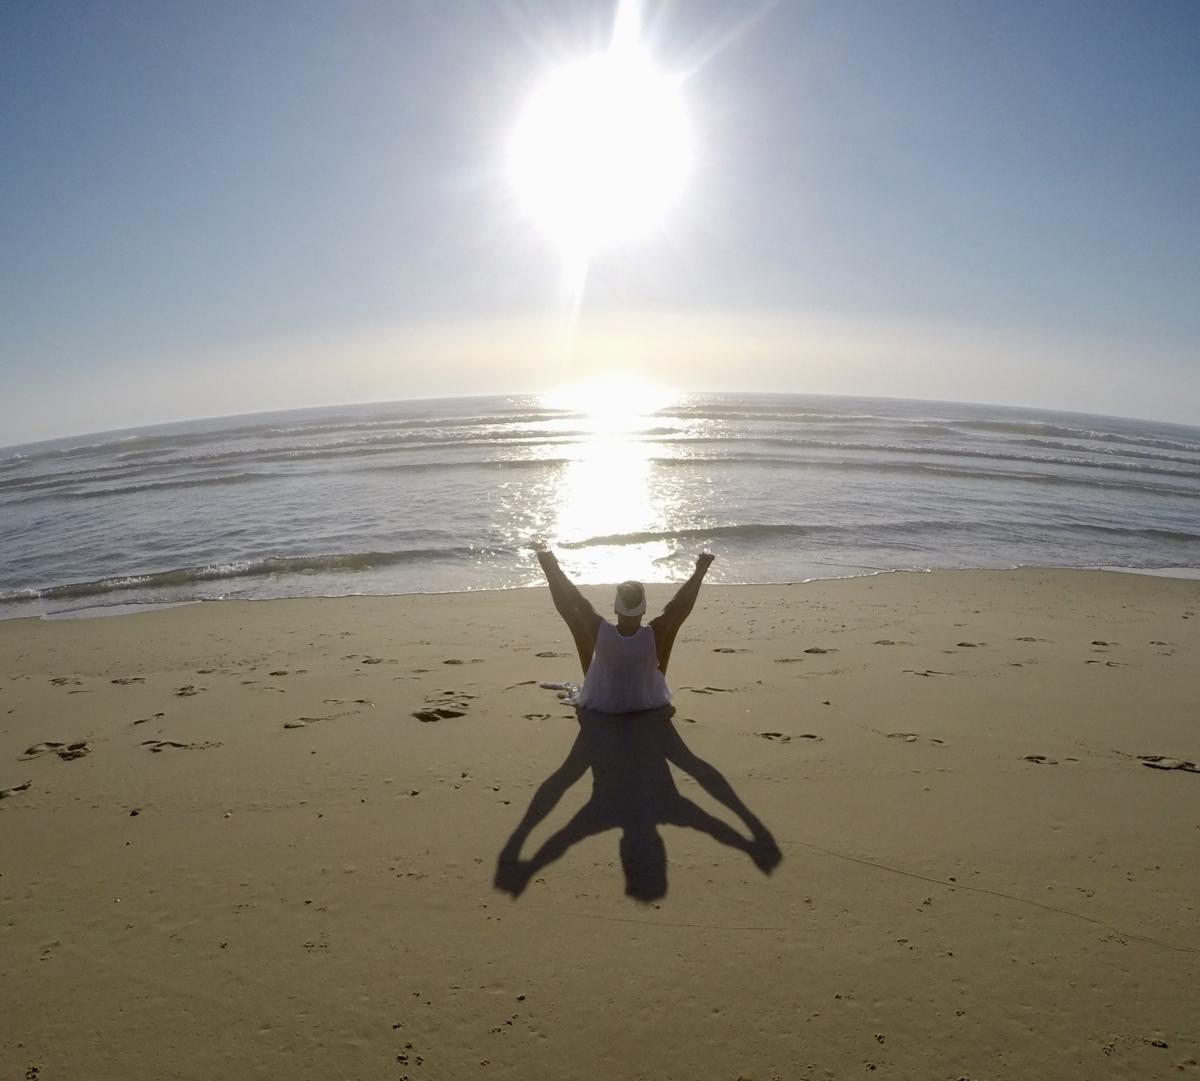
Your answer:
(2, 568), (1198, 1080)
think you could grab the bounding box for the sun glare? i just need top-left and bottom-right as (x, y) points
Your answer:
(508, 1), (691, 262)
(541, 377), (677, 432)
(541, 376), (682, 582)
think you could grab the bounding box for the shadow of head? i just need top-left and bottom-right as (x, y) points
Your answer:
(620, 826), (667, 902)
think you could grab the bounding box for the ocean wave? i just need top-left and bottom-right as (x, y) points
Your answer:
(648, 454), (1200, 499)
(261, 410), (566, 437)
(558, 521), (949, 549)
(555, 519), (1200, 553)
(1066, 523), (1200, 545)
(0, 462), (275, 501)
(60, 472), (270, 500)
(952, 418), (1200, 454)
(1009, 436), (1200, 467)
(0, 546), (509, 605)
(670, 407), (885, 425)
(106, 411), (569, 458)
(689, 435), (1200, 481)
(101, 428), (596, 473)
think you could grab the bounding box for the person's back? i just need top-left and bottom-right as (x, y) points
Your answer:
(534, 550), (715, 716)
(575, 620), (671, 714)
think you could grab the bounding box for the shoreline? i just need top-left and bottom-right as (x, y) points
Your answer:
(11, 561), (1200, 622)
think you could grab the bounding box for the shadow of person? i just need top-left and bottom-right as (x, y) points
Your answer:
(494, 706), (781, 902)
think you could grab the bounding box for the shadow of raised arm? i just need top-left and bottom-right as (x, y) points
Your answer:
(494, 729), (591, 896)
(661, 722), (783, 873)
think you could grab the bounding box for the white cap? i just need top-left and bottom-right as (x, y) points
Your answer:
(614, 581), (646, 618)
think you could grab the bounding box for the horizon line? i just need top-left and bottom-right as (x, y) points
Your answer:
(5, 387), (1200, 455)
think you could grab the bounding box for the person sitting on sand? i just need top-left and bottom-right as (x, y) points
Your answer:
(535, 548), (715, 714)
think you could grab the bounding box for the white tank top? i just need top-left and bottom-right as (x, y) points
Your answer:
(574, 621), (672, 714)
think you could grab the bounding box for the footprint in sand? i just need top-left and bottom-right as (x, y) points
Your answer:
(535, 651), (569, 658)
(142, 739), (219, 753)
(283, 708), (359, 730)
(20, 740), (90, 762)
(110, 676), (145, 685)
(412, 691), (473, 722)
(758, 732), (822, 743)
(1138, 755), (1199, 773)
(1015, 636), (1050, 643)
(1091, 640), (1115, 647)
(131, 712), (165, 727)
(144, 739), (191, 751)
(1023, 754), (1059, 765)
(505, 680), (537, 690)
(712, 647), (749, 654)
(903, 669), (950, 677)
(683, 686), (735, 695)
(174, 685), (204, 697)
(955, 641), (984, 648)
(413, 707), (466, 721)
(1085, 659), (1125, 667)
(0, 778), (33, 800)
(524, 713), (551, 721)
(774, 657), (805, 664)
(803, 647), (836, 654)
(881, 731), (943, 747)
(49, 676), (82, 686)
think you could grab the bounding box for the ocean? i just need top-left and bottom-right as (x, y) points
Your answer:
(2, 391), (1198, 619)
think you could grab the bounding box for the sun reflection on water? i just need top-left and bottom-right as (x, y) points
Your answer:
(539, 379), (684, 582)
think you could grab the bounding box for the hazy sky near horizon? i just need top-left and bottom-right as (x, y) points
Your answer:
(2, 0), (1198, 444)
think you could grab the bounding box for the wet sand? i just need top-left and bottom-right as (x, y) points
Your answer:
(2, 569), (1198, 1079)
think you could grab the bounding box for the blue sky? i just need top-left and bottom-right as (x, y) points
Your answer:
(2, 0), (1197, 443)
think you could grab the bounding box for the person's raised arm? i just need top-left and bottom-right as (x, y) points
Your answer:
(536, 548), (602, 674)
(660, 552), (714, 628)
(649, 553), (714, 674)
(536, 548), (600, 629)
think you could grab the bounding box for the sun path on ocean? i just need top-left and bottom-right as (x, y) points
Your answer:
(507, 0), (691, 266)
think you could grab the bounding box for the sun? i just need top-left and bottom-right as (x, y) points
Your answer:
(508, 1), (691, 261)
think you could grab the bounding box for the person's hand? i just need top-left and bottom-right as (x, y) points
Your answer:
(696, 552), (715, 572)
